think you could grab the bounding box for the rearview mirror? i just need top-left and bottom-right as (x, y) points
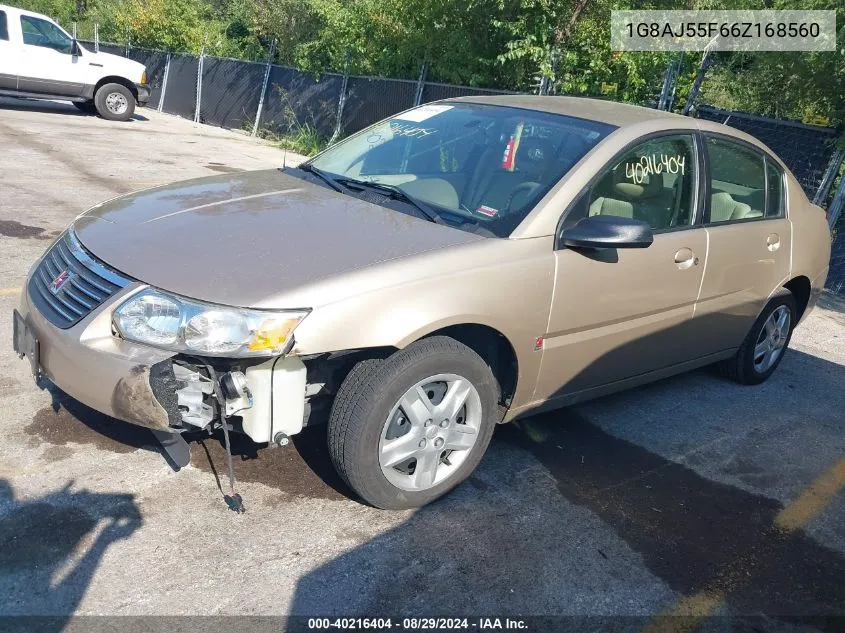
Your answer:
(560, 215), (653, 250)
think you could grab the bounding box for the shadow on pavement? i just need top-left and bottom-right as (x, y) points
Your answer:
(0, 98), (89, 117)
(0, 97), (149, 121)
(288, 349), (845, 628)
(0, 479), (142, 630)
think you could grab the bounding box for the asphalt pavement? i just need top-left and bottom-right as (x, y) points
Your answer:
(0, 97), (843, 630)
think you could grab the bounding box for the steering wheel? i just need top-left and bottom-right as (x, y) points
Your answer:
(506, 181), (543, 213)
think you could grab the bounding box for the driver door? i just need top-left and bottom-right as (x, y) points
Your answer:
(533, 133), (709, 404)
(18, 14), (87, 96)
(0, 9), (18, 90)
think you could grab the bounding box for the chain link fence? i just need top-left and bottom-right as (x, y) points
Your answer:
(827, 178), (845, 294)
(80, 41), (518, 139)
(695, 106), (839, 197)
(695, 106), (845, 294)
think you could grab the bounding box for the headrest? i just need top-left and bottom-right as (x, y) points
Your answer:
(612, 163), (663, 200)
(514, 137), (553, 177)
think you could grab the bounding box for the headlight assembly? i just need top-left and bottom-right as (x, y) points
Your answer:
(113, 288), (308, 357)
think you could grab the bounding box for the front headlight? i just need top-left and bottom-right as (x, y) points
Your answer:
(141, 70), (147, 84)
(113, 288), (308, 357)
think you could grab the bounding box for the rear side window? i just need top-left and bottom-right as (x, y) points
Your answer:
(705, 136), (766, 223)
(0, 11), (9, 41)
(765, 158), (785, 218)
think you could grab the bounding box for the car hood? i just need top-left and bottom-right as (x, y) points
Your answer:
(81, 48), (145, 80)
(73, 169), (482, 308)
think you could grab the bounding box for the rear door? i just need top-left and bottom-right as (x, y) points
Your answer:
(0, 8), (18, 89)
(691, 134), (792, 355)
(17, 13), (87, 96)
(534, 132), (708, 403)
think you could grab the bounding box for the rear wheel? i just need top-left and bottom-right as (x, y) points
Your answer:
(328, 337), (499, 509)
(94, 83), (136, 121)
(719, 289), (796, 385)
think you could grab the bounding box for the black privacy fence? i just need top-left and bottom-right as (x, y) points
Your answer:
(696, 106), (845, 293)
(696, 105), (840, 198)
(81, 43), (845, 293)
(80, 41), (515, 138)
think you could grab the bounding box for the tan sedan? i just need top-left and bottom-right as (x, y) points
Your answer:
(13, 96), (831, 509)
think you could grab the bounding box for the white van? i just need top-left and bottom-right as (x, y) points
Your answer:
(0, 4), (148, 121)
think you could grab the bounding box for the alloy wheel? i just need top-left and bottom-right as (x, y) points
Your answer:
(753, 305), (791, 373)
(378, 373), (482, 492)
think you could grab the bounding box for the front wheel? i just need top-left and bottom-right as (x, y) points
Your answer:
(328, 337), (499, 509)
(94, 83), (136, 121)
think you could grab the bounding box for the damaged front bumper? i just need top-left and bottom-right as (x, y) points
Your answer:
(15, 282), (307, 443)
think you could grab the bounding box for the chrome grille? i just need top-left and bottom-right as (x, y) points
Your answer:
(28, 231), (132, 329)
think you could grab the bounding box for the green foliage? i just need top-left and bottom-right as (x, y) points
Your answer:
(276, 123), (328, 156)
(5, 0), (843, 125)
(253, 88), (330, 156)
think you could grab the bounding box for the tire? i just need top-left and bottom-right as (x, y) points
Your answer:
(73, 100), (96, 114)
(719, 289), (796, 385)
(328, 336), (499, 509)
(94, 83), (136, 122)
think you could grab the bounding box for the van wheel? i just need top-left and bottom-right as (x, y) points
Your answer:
(328, 337), (499, 509)
(719, 289), (796, 385)
(73, 100), (96, 114)
(94, 83), (136, 121)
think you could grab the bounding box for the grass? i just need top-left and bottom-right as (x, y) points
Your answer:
(276, 123), (329, 156)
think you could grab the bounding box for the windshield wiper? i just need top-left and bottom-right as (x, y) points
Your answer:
(298, 163), (347, 194)
(336, 178), (446, 225)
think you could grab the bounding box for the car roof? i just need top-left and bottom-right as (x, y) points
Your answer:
(444, 95), (691, 128)
(443, 95), (785, 166)
(0, 3), (50, 19)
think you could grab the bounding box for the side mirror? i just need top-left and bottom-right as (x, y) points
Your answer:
(560, 214), (654, 250)
(71, 39), (81, 57)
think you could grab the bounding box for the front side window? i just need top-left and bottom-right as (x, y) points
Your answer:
(20, 15), (73, 54)
(765, 158), (785, 218)
(308, 103), (614, 237)
(0, 11), (9, 41)
(580, 134), (697, 232)
(705, 136), (766, 223)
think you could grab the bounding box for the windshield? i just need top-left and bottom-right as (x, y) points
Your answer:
(309, 103), (615, 237)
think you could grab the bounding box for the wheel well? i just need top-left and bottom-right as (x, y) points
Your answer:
(94, 76), (138, 101)
(784, 276), (811, 322)
(424, 324), (518, 409)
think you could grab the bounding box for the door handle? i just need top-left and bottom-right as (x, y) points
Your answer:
(674, 248), (698, 270)
(766, 233), (781, 252)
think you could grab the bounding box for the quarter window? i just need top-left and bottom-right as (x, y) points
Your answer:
(765, 158), (785, 218)
(705, 136), (766, 223)
(20, 15), (73, 54)
(582, 134), (697, 232)
(0, 11), (9, 41)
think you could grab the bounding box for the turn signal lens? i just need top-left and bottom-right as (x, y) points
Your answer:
(248, 317), (301, 353)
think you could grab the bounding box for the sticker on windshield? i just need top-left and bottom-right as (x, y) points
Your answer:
(476, 205), (499, 218)
(394, 104), (453, 123)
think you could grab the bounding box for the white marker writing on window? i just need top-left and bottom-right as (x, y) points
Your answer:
(625, 153), (685, 183)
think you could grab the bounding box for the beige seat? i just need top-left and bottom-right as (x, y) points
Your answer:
(589, 196), (634, 218)
(710, 192), (761, 222)
(589, 167), (668, 225)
